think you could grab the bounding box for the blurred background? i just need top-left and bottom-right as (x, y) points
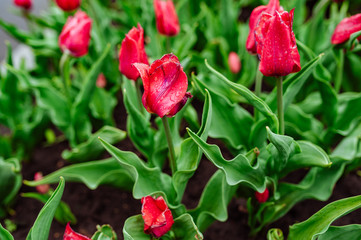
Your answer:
(0, 0), (48, 60)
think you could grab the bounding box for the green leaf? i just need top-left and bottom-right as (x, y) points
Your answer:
(0, 224), (14, 240)
(26, 177), (65, 240)
(62, 126), (126, 162)
(288, 195), (361, 240)
(267, 228), (284, 240)
(204, 60), (279, 132)
(163, 214), (203, 240)
(192, 74), (253, 150)
(172, 89), (212, 203)
(22, 192), (77, 225)
(0, 158), (22, 206)
(266, 127), (300, 170)
(189, 170), (236, 232)
(24, 158), (133, 190)
(187, 129), (266, 191)
(0, 18), (31, 43)
(99, 138), (177, 204)
(123, 215), (149, 240)
(92, 225), (118, 240)
(254, 158), (345, 232)
(90, 88), (117, 122)
(318, 225), (361, 240)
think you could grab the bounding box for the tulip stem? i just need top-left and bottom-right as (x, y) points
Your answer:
(60, 52), (71, 98)
(162, 117), (177, 174)
(254, 64), (263, 121)
(135, 80), (144, 113)
(166, 37), (171, 53)
(276, 77), (284, 135)
(335, 49), (344, 93)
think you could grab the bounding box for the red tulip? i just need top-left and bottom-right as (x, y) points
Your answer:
(255, 10), (301, 77)
(34, 172), (50, 194)
(255, 188), (269, 203)
(63, 223), (91, 240)
(96, 73), (107, 88)
(141, 196), (174, 238)
(331, 13), (361, 45)
(228, 52), (242, 74)
(119, 24), (149, 81)
(154, 0), (180, 36)
(59, 11), (92, 57)
(246, 0), (281, 54)
(133, 54), (192, 118)
(55, 0), (81, 12)
(14, 0), (31, 10)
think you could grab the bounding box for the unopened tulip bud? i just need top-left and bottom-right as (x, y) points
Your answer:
(255, 10), (301, 76)
(331, 14), (361, 45)
(246, 0), (281, 54)
(133, 54), (192, 118)
(14, 0), (31, 10)
(228, 52), (241, 74)
(154, 0), (180, 36)
(34, 172), (50, 194)
(55, 0), (81, 12)
(141, 196), (174, 238)
(63, 222), (91, 240)
(59, 11), (92, 57)
(96, 73), (107, 88)
(255, 188), (269, 203)
(119, 24), (149, 81)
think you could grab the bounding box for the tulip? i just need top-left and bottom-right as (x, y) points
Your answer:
(154, 0), (180, 36)
(34, 172), (50, 194)
(255, 9), (301, 77)
(228, 52), (242, 74)
(119, 24), (149, 81)
(255, 188), (269, 203)
(96, 73), (106, 88)
(331, 13), (361, 45)
(133, 54), (192, 118)
(141, 196), (174, 238)
(14, 0), (31, 10)
(63, 223), (91, 240)
(59, 11), (92, 57)
(246, 0), (281, 54)
(55, 0), (81, 12)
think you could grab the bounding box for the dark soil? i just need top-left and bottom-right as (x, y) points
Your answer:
(2, 92), (361, 240)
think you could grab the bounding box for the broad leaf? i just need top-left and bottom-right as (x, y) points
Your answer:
(318, 225), (361, 240)
(62, 126), (126, 162)
(188, 129), (266, 191)
(24, 158), (133, 190)
(205, 60), (279, 132)
(122, 215), (149, 240)
(288, 195), (361, 240)
(92, 225), (118, 240)
(189, 170), (236, 232)
(0, 224), (14, 240)
(26, 177), (65, 240)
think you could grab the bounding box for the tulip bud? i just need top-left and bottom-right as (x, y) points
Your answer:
(246, 0), (281, 54)
(331, 14), (361, 45)
(228, 52), (241, 74)
(154, 0), (180, 36)
(133, 54), (192, 118)
(14, 0), (31, 10)
(59, 11), (92, 57)
(141, 196), (174, 238)
(255, 10), (301, 77)
(63, 222), (91, 240)
(119, 24), (149, 81)
(34, 172), (50, 194)
(255, 188), (269, 203)
(96, 73), (107, 88)
(55, 0), (81, 12)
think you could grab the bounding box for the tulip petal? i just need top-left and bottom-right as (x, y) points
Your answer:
(331, 13), (361, 45)
(154, 0), (180, 36)
(63, 223), (91, 240)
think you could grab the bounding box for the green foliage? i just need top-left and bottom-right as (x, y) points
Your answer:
(289, 195), (361, 240)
